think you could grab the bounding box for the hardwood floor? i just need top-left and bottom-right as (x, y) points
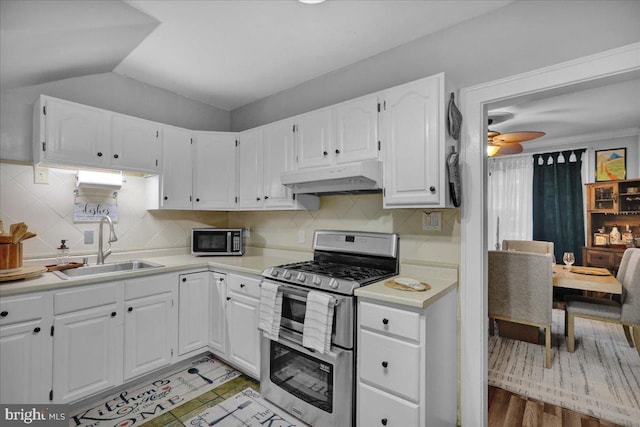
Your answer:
(488, 386), (622, 427)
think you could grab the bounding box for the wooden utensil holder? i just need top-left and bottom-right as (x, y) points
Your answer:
(0, 243), (23, 271)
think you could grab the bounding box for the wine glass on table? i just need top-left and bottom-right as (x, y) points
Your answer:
(562, 252), (575, 270)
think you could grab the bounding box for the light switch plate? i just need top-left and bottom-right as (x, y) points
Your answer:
(84, 230), (94, 244)
(422, 211), (442, 231)
(245, 227), (251, 238)
(34, 166), (49, 184)
(298, 230), (306, 243)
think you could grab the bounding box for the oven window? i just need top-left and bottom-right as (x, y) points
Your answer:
(281, 296), (306, 324)
(270, 341), (333, 413)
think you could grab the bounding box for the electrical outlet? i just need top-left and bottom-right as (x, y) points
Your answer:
(84, 230), (94, 244)
(422, 211), (442, 231)
(34, 166), (49, 184)
(298, 230), (306, 243)
(245, 227), (250, 238)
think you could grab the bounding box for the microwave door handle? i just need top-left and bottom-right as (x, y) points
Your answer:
(227, 232), (232, 252)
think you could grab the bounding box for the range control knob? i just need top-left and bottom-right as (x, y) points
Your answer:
(312, 275), (322, 286)
(270, 269), (279, 277)
(283, 270), (292, 280)
(329, 279), (339, 289)
(296, 273), (306, 283)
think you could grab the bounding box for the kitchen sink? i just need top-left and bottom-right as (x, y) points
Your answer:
(53, 260), (164, 280)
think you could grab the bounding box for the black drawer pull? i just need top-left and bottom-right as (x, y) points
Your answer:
(97, 152), (103, 157)
(382, 318), (389, 325)
(323, 151), (328, 156)
(335, 149), (340, 154)
(128, 307), (133, 312)
(164, 196), (168, 200)
(240, 283), (245, 288)
(381, 361), (388, 368)
(33, 327), (41, 333)
(113, 154), (119, 159)
(182, 277), (187, 282)
(226, 297), (231, 301)
(381, 418), (388, 425)
(111, 312), (117, 317)
(0, 311), (7, 318)
(429, 186), (436, 193)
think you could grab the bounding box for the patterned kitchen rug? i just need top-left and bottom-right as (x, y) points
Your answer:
(186, 388), (309, 427)
(70, 354), (241, 427)
(488, 309), (640, 427)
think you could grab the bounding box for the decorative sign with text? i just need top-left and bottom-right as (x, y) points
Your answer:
(73, 203), (118, 222)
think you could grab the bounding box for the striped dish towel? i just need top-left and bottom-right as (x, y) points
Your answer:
(302, 291), (335, 354)
(258, 281), (282, 341)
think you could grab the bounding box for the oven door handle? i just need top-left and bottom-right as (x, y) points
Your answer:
(277, 284), (343, 306)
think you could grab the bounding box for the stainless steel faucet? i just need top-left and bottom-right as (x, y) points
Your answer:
(97, 215), (118, 264)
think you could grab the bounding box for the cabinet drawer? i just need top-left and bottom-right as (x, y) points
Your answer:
(125, 273), (173, 300)
(359, 329), (420, 402)
(358, 383), (419, 427)
(54, 282), (121, 315)
(586, 250), (615, 267)
(0, 293), (46, 325)
(228, 273), (261, 299)
(359, 301), (420, 342)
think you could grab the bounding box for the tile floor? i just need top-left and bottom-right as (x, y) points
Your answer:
(139, 375), (260, 427)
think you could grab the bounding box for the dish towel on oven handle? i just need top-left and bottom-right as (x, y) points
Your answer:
(258, 281), (282, 341)
(302, 290), (335, 354)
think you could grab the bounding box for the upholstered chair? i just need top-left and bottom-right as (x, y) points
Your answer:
(489, 250), (554, 368)
(502, 239), (554, 255)
(565, 248), (640, 356)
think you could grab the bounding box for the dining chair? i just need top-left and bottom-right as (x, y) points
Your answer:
(488, 250), (554, 368)
(565, 248), (640, 356)
(502, 239), (554, 255)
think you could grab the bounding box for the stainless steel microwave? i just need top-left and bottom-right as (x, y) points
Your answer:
(191, 228), (244, 256)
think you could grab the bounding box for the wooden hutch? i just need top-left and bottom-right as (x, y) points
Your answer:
(583, 178), (640, 272)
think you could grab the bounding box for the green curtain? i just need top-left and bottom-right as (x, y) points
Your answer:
(532, 149), (586, 266)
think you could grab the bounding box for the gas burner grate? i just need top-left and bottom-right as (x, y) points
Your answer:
(277, 261), (390, 283)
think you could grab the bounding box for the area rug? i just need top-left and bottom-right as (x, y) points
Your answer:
(186, 388), (309, 427)
(70, 354), (241, 427)
(488, 309), (640, 427)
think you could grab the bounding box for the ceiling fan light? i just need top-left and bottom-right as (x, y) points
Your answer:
(487, 144), (500, 157)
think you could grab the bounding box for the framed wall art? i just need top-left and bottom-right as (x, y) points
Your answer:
(595, 148), (626, 182)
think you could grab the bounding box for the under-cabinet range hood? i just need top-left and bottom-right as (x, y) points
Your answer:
(281, 159), (382, 195)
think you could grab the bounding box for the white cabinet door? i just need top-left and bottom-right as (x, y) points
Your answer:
(193, 132), (238, 210)
(382, 74), (444, 208)
(52, 304), (123, 403)
(295, 107), (334, 169)
(123, 292), (173, 381)
(238, 128), (264, 209)
(263, 119), (296, 209)
(43, 97), (109, 168)
(208, 272), (227, 355)
(335, 94), (379, 164)
(178, 272), (209, 355)
(226, 292), (260, 379)
(161, 125), (193, 209)
(111, 114), (161, 174)
(0, 321), (50, 404)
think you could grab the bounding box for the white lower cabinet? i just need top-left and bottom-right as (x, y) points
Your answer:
(52, 282), (124, 404)
(357, 287), (457, 426)
(178, 272), (210, 355)
(0, 292), (52, 404)
(208, 272), (227, 354)
(226, 272), (261, 379)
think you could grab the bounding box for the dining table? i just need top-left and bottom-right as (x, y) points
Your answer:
(553, 264), (622, 295)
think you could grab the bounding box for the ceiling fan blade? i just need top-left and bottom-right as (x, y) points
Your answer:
(487, 130), (500, 138)
(495, 142), (524, 155)
(491, 131), (545, 144)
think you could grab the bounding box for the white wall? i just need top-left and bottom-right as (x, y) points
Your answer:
(230, 1), (640, 131)
(0, 72), (231, 162)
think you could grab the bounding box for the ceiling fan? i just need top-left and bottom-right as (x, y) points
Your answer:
(487, 114), (545, 157)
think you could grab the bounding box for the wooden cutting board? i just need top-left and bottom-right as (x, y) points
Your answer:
(0, 266), (47, 282)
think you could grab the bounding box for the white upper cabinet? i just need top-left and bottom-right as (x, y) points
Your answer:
(110, 113), (160, 174)
(381, 73), (449, 208)
(295, 107), (335, 169)
(160, 125), (193, 210)
(335, 94), (380, 165)
(263, 119), (297, 208)
(238, 127), (264, 209)
(34, 95), (160, 174)
(193, 131), (237, 210)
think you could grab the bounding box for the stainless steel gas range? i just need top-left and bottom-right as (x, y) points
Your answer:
(260, 230), (399, 427)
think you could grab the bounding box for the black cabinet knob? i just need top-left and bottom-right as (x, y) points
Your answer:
(128, 307), (133, 312)
(196, 198), (200, 202)
(256, 197), (261, 201)
(0, 311), (7, 317)
(240, 283), (245, 288)
(264, 196), (269, 200)
(164, 196), (168, 200)
(335, 149), (340, 154)
(182, 277), (187, 282)
(323, 151), (328, 156)
(429, 186), (436, 193)
(111, 312), (117, 317)
(382, 318), (389, 325)
(97, 152), (103, 157)
(381, 418), (388, 426)
(381, 361), (388, 368)
(113, 154), (119, 159)
(226, 297), (231, 301)
(33, 327), (41, 333)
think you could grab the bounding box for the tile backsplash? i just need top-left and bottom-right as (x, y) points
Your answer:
(1, 162), (460, 266)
